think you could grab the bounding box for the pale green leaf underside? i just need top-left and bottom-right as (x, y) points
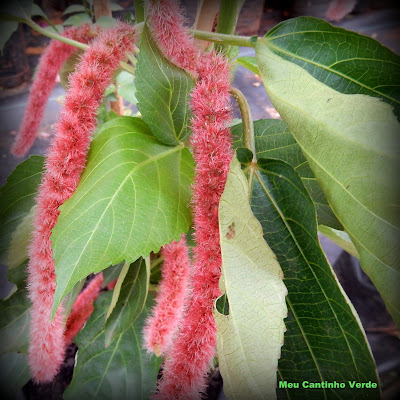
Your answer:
(51, 117), (194, 317)
(64, 292), (161, 400)
(215, 156), (287, 400)
(232, 119), (342, 229)
(256, 43), (400, 327)
(105, 258), (149, 346)
(136, 26), (194, 146)
(249, 158), (379, 399)
(265, 17), (400, 117)
(319, 225), (359, 258)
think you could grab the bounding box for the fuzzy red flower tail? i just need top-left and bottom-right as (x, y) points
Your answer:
(143, 235), (191, 356)
(148, 1), (233, 398)
(64, 273), (104, 345)
(27, 23), (137, 383)
(11, 25), (96, 157)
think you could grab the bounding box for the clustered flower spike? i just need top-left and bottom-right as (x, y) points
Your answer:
(147, 1), (233, 398)
(27, 22), (137, 383)
(143, 235), (191, 356)
(64, 273), (104, 346)
(11, 25), (97, 157)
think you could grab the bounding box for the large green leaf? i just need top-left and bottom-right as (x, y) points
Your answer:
(51, 117), (194, 317)
(232, 120), (342, 229)
(105, 258), (149, 346)
(240, 155), (380, 399)
(215, 156), (287, 399)
(256, 43), (400, 327)
(0, 352), (30, 398)
(0, 0), (33, 22)
(0, 156), (44, 263)
(318, 225), (359, 258)
(64, 291), (161, 400)
(136, 25), (194, 146)
(0, 289), (30, 355)
(264, 17), (400, 117)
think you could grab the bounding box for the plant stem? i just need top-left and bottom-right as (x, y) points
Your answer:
(133, 0), (145, 24)
(25, 18), (89, 50)
(191, 29), (256, 47)
(230, 86), (256, 160)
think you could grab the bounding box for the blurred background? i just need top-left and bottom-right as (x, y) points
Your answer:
(0, 0), (399, 398)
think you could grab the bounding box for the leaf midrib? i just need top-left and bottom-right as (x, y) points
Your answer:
(254, 169), (361, 391)
(264, 40), (400, 105)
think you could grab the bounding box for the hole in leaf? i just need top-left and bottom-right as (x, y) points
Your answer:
(216, 294), (229, 315)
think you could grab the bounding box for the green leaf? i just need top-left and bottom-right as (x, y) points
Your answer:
(249, 158), (380, 398)
(0, 352), (30, 398)
(236, 56), (259, 75)
(256, 43), (400, 327)
(0, 0), (33, 22)
(59, 49), (84, 89)
(215, 156), (287, 399)
(136, 25), (194, 145)
(95, 15), (117, 29)
(51, 117), (194, 317)
(6, 205), (35, 270)
(63, 4), (86, 15)
(7, 261), (28, 290)
(116, 70), (138, 105)
(0, 289), (30, 355)
(232, 119), (342, 229)
(319, 225), (359, 258)
(102, 263), (124, 288)
(110, 2), (123, 11)
(64, 292), (161, 400)
(31, 3), (47, 19)
(0, 20), (18, 53)
(105, 258), (149, 346)
(63, 12), (92, 26)
(0, 156), (44, 263)
(264, 16), (400, 117)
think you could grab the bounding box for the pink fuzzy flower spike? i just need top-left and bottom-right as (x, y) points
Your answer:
(64, 273), (104, 345)
(147, 1), (234, 398)
(27, 22), (137, 383)
(147, 0), (199, 76)
(143, 234), (191, 356)
(11, 25), (96, 157)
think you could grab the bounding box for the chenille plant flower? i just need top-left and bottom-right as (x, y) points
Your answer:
(0, 0), (397, 398)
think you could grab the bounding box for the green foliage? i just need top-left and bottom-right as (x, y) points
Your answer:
(51, 117), (194, 317)
(0, 352), (30, 399)
(63, 4), (86, 15)
(264, 16), (400, 117)
(319, 225), (359, 258)
(256, 43), (400, 327)
(0, 156), (44, 263)
(235, 56), (259, 75)
(232, 119), (342, 229)
(215, 156), (287, 399)
(0, 289), (30, 355)
(0, 0), (33, 22)
(241, 156), (380, 398)
(105, 258), (149, 346)
(63, 12), (92, 26)
(116, 71), (138, 105)
(136, 26), (194, 145)
(64, 292), (161, 400)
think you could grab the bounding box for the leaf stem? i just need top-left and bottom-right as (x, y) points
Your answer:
(230, 86), (256, 160)
(191, 29), (256, 48)
(25, 18), (89, 50)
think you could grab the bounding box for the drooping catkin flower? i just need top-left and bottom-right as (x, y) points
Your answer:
(143, 235), (191, 356)
(27, 22), (137, 383)
(11, 25), (96, 157)
(147, 0), (199, 76)
(64, 273), (104, 345)
(147, 1), (234, 398)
